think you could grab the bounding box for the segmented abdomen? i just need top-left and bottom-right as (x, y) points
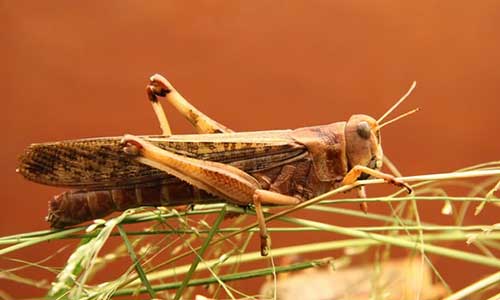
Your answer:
(47, 180), (218, 228)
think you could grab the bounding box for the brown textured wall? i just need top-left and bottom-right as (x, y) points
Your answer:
(2, 1), (500, 298)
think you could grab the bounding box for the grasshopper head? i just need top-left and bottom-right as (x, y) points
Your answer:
(345, 114), (383, 175)
(344, 82), (419, 178)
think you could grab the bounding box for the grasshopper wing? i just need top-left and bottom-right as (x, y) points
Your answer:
(18, 131), (307, 190)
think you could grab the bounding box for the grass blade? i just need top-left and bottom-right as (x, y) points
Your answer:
(115, 258), (330, 296)
(173, 205), (227, 300)
(443, 270), (500, 300)
(117, 224), (156, 298)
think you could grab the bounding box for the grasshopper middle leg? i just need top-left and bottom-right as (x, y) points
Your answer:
(122, 134), (300, 256)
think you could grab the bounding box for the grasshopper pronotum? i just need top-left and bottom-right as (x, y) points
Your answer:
(18, 74), (417, 255)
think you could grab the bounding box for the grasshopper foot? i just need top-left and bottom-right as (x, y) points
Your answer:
(388, 178), (413, 194)
(344, 165), (413, 194)
(147, 74), (172, 101)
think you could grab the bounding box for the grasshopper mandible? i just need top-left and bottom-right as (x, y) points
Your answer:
(18, 74), (417, 256)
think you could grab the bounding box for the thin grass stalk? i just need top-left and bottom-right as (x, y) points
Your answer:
(486, 292), (500, 300)
(49, 225), (500, 239)
(0, 228), (82, 255)
(173, 205), (226, 300)
(130, 230), (499, 285)
(48, 210), (134, 298)
(443, 271), (500, 300)
(319, 196), (500, 204)
(117, 224), (156, 298)
(114, 258), (331, 296)
(2, 209), (495, 247)
(277, 216), (500, 268)
(307, 205), (429, 225)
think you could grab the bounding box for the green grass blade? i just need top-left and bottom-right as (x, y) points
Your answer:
(114, 258), (330, 296)
(0, 228), (82, 255)
(117, 224), (156, 298)
(280, 216), (500, 268)
(443, 270), (500, 300)
(173, 205), (227, 300)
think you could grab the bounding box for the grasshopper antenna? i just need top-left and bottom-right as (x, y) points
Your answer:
(378, 107), (420, 129)
(377, 81), (417, 124)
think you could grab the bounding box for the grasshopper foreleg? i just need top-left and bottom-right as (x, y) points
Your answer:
(343, 165), (413, 193)
(343, 166), (412, 213)
(146, 74), (233, 135)
(122, 134), (300, 256)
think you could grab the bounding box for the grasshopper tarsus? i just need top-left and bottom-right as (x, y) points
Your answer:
(147, 74), (172, 100)
(388, 177), (413, 194)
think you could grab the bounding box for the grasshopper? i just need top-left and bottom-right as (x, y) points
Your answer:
(18, 74), (417, 255)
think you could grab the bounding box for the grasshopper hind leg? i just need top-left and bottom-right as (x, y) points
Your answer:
(146, 74), (233, 135)
(122, 134), (301, 256)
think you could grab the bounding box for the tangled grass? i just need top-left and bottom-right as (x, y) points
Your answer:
(1, 161), (499, 299)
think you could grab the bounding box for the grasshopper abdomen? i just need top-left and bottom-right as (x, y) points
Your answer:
(47, 180), (219, 228)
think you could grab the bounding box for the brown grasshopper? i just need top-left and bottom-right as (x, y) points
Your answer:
(18, 74), (417, 255)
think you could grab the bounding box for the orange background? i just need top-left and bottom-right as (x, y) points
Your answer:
(2, 1), (500, 298)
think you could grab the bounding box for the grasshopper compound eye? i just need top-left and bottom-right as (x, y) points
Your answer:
(356, 121), (371, 139)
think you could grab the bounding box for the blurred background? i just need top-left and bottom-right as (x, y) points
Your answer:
(2, 1), (500, 298)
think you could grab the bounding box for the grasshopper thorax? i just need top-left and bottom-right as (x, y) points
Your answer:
(345, 114), (383, 175)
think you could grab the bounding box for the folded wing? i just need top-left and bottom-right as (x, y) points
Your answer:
(18, 130), (307, 190)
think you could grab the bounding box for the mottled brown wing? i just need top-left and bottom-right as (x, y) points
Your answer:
(18, 130), (307, 190)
